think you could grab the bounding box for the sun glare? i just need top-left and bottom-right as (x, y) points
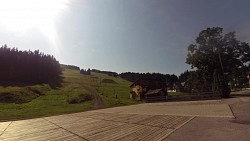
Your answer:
(0, 0), (69, 51)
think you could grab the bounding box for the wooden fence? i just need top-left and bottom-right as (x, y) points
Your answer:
(146, 92), (221, 102)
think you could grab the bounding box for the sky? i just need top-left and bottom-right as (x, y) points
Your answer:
(0, 0), (250, 75)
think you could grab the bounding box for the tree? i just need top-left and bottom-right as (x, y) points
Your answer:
(0, 45), (62, 84)
(186, 27), (250, 97)
(178, 70), (202, 93)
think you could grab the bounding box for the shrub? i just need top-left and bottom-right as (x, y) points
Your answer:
(0, 87), (38, 103)
(67, 93), (93, 104)
(0, 86), (50, 103)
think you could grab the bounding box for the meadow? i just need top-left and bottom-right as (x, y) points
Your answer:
(0, 70), (138, 121)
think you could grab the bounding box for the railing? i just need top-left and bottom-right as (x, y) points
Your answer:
(145, 95), (167, 102)
(167, 92), (221, 100)
(146, 92), (221, 102)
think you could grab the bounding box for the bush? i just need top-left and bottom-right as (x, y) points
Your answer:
(67, 93), (93, 104)
(0, 87), (38, 103)
(0, 86), (50, 104)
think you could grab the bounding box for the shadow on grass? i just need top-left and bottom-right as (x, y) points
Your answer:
(47, 76), (64, 89)
(0, 76), (64, 89)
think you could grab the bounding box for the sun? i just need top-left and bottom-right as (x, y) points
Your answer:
(0, 0), (69, 51)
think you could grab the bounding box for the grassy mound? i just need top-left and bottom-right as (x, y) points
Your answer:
(0, 86), (50, 103)
(67, 88), (93, 104)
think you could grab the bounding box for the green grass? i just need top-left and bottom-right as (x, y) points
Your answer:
(0, 70), (136, 121)
(0, 85), (50, 103)
(89, 72), (140, 107)
(101, 79), (118, 84)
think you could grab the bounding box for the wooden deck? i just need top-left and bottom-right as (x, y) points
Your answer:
(0, 112), (194, 141)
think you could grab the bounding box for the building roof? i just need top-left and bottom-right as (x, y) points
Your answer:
(129, 77), (166, 88)
(129, 77), (150, 87)
(144, 89), (163, 95)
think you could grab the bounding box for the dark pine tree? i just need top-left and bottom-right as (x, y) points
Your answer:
(0, 45), (62, 84)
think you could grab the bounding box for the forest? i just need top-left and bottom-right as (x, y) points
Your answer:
(0, 45), (61, 84)
(119, 72), (178, 89)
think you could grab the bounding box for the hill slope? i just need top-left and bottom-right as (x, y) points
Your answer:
(0, 70), (136, 121)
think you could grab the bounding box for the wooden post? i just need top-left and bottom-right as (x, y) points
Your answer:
(114, 89), (117, 99)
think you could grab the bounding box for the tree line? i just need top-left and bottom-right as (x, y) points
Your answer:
(91, 69), (118, 77)
(0, 45), (61, 84)
(60, 64), (80, 71)
(80, 68), (91, 75)
(119, 72), (178, 89)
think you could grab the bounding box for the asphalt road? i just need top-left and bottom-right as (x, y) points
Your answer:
(164, 97), (250, 141)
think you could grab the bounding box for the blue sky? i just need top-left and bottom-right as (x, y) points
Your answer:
(0, 0), (250, 75)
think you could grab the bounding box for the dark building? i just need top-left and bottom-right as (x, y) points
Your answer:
(130, 77), (167, 99)
(144, 88), (167, 101)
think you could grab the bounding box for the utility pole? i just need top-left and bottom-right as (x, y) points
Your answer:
(218, 52), (225, 80)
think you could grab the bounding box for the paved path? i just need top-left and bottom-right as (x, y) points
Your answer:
(96, 100), (233, 118)
(164, 97), (250, 141)
(0, 96), (247, 141)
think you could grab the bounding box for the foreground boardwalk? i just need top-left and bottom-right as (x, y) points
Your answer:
(0, 113), (194, 141)
(0, 100), (234, 141)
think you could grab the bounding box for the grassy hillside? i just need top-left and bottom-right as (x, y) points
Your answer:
(91, 72), (139, 106)
(0, 70), (137, 121)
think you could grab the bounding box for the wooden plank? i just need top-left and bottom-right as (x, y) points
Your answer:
(169, 116), (193, 129)
(139, 115), (169, 125)
(160, 116), (183, 128)
(73, 121), (120, 135)
(1, 119), (58, 138)
(120, 114), (154, 124)
(75, 121), (125, 137)
(137, 115), (175, 127)
(45, 115), (89, 125)
(95, 124), (145, 141)
(0, 128), (85, 141)
(0, 112), (194, 141)
(138, 128), (173, 141)
(86, 123), (142, 141)
(171, 116), (194, 130)
(162, 116), (191, 129)
(85, 112), (129, 121)
(103, 113), (136, 122)
(108, 114), (137, 122)
(153, 115), (177, 127)
(56, 118), (101, 130)
(84, 112), (116, 120)
(116, 126), (160, 141)
(0, 122), (11, 135)
(6, 118), (46, 126)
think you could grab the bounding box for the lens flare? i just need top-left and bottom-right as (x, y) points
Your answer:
(0, 0), (70, 51)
